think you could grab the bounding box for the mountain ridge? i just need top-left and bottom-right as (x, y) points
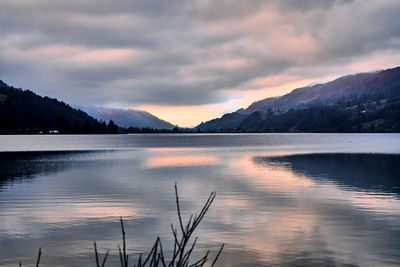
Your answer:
(196, 66), (400, 132)
(80, 106), (175, 130)
(0, 80), (176, 133)
(0, 80), (117, 134)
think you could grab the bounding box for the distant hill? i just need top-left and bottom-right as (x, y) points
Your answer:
(196, 67), (400, 132)
(81, 106), (175, 130)
(0, 80), (118, 134)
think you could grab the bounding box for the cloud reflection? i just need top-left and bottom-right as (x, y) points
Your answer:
(146, 148), (219, 167)
(1, 148), (400, 266)
(231, 155), (315, 192)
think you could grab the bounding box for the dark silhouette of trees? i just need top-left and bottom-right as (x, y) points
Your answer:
(107, 120), (118, 134)
(196, 67), (400, 133)
(0, 80), (121, 134)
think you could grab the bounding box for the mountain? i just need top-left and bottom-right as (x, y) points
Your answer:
(196, 66), (400, 132)
(81, 106), (175, 130)
(0, 80), (118, 134)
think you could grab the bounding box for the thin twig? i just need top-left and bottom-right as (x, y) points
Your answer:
(93, 184), (222, 267)
(120, 217), (128, 267)
(118, 245), (124, 267)
(35, 248), (41, 267)
(210, 244), (224, 267)
(94, 242), (100, 267)
(175, 183), (186, 237)
(101, 249), (110, 267)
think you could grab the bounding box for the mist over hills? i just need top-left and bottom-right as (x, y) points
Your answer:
(81, 106), (175, 130)
(0, 79), (175, 133)
(0, 80), (121, 134)
(196, 67), (400, 132)
(1, 66), (400, 134)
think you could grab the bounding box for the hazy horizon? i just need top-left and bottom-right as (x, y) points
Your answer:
(1, 0), (400, 126)
(2, 65), (398, 129)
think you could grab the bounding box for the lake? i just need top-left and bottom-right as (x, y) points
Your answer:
(0, 133), (400, 266)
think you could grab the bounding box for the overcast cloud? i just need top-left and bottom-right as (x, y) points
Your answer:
(1, 0), (400, 123)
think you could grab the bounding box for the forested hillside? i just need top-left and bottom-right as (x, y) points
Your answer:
(0, 80), (118, 134)
(196, 67), (400, 132)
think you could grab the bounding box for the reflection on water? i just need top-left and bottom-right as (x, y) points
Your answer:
(231, 155), (315, 192)
(147, 155), (218, 168)
(257, 153), (400, 195)
(0, 134), (400, 266)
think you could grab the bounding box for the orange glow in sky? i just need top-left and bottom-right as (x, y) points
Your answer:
(2, 0), (399, 128)
(139, 77), (314, 127)
(138, 51), (400, 128)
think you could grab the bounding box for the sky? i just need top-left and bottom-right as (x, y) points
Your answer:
(1, 0), (400, 127)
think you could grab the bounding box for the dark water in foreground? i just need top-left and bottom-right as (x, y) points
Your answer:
(0, 134), (400, 266)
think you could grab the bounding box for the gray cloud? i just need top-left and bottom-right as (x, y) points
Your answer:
(0, 0), (399, 107)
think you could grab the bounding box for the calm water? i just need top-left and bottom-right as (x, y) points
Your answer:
(0, 134), (400, 266)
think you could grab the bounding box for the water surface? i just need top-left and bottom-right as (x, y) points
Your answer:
(0, 134), (399, 266)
